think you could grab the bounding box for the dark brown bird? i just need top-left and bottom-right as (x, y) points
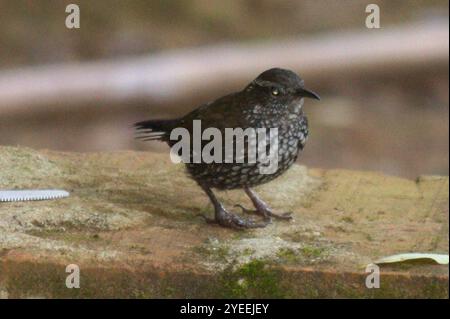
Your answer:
(135, 68), (320, 229)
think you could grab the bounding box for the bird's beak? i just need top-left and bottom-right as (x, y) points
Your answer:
(297, 88), (321, 100)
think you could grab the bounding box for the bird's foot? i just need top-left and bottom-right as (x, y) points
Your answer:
(198, 205), (270, 229)
(234, 204), (293, 221)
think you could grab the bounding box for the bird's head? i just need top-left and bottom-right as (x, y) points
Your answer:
(245, 68), (320, 110)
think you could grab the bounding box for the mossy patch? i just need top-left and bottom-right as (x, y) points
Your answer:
(193, 232), (334, 272)
(219, 259), (287, 298)
(300, 245), (327, 259)
(276, 248), (300, 263)
(275, 245), (328, 264)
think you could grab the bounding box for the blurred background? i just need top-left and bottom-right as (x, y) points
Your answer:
(0, 0), (448, 179)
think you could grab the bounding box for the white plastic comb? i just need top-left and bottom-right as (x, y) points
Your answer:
(0, 190), (70, 202)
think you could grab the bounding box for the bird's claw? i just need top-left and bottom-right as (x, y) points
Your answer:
(234, 204), (293, 221)
(198, 209), (270, 230)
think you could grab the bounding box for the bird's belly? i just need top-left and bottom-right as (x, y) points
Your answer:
(186, 139), (301, 190)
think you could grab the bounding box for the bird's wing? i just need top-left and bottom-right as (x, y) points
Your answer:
(178, 91), (260, 164)
(180, 92), (248, 131)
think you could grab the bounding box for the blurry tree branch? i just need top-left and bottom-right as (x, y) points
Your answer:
(0, 21), (448, 116)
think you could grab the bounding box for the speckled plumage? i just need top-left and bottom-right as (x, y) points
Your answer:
(135, 68), (320, 229)
(184, 107), (309, 190)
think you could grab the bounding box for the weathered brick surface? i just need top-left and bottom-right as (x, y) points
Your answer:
(0, 146), (448, 298)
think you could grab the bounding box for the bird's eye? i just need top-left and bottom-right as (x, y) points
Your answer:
(271, 88), (279, 96)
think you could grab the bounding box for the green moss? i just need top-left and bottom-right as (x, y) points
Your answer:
(276, 248), (300, 263)
(301, 245), (326, 258)
(219, 260), (287, 298)
(242, 248), (255, 256)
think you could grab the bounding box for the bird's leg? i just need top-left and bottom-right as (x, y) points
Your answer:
(197, 184), (269, 229)
(235, 187), (293, 221)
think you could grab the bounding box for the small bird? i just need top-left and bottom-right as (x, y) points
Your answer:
(135, 68), (320, 229)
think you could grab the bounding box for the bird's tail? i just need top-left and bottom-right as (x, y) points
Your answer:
(134, 119), (179, 142)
